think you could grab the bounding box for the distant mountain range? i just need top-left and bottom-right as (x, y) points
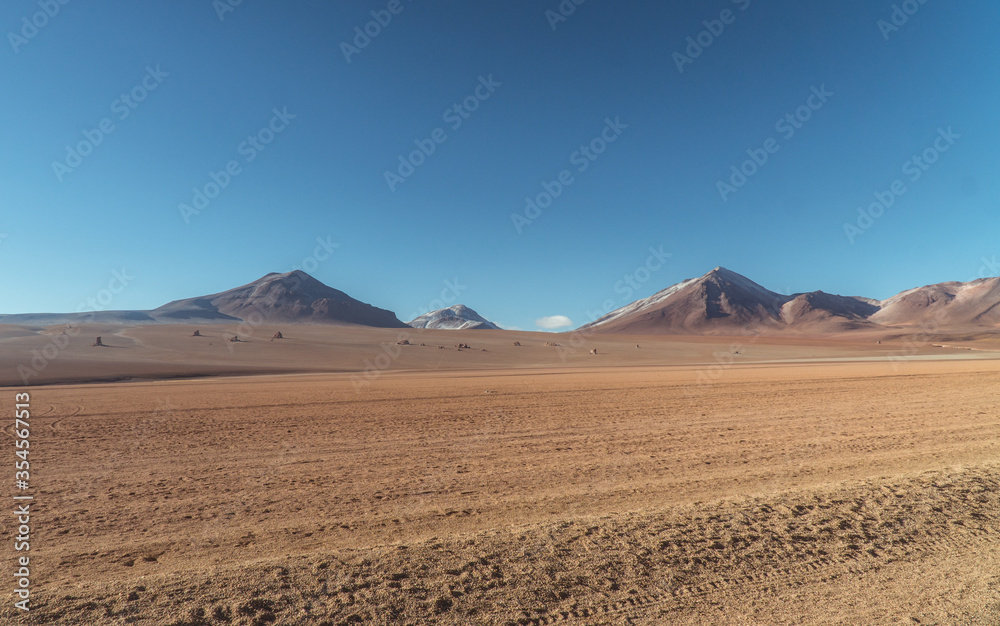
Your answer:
(4, 267), (1000, 335)
(407, 305), (501, 330)
(0, 271), (408, 328)
(581, 267), (1000, 334)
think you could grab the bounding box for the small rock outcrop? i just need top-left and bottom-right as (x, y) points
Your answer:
(271, 332), (283, 340)
(192, 330), (202, 337)
(92, 336), (104, 347)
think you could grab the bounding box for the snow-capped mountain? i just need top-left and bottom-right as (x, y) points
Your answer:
(407, 305), (501, 330)
(580, 267), (880, 334)
(6, 267), (1000, 336)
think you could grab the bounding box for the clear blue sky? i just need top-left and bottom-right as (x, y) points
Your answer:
(2, 1), (998, 330)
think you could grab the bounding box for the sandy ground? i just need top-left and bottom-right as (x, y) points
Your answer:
(2, 324), (1000, 624)
(1, 322), (995, 387)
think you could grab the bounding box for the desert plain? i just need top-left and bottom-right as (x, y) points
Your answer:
(2, 324), (1000, 624)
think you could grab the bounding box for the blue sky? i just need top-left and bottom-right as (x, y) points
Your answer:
(2, 1), (998, 330)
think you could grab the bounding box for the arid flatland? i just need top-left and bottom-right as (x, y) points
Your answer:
(2, 331), (999, 624)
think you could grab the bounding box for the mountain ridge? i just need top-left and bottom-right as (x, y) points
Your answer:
(581, 267), (1000, 335)
(4, 268), (1000, 335)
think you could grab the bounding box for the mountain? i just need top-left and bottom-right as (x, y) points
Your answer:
(0, 310), (161, 326)
(7, 267), (1000, 335)
(151, 270), (408, 327)
(870, 276), (1000, 328)
(580, 267), (882, 334)
(580, 267), (784, 334)
(779, 291), (880, 330)
(0, 271), (407, 327)
(407, 305), (501, 330)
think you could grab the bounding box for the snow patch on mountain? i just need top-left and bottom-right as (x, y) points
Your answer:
(408, 305), (501, 330)
(579, 277), (700, 330)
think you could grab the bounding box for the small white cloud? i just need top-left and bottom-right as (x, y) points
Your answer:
(535, 315), (573, 330)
